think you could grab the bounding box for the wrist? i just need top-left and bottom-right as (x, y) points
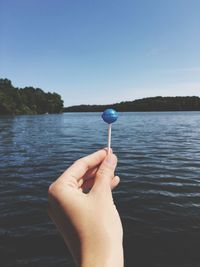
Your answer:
(81, 242), (123, 267)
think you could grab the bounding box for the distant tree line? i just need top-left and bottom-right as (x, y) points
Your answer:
(0, 78), (63, 115)
(63, 96), (200, 112)
(1, 78), (200, 115)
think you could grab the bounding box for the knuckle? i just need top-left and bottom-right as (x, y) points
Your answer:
(74, 158), (87, 169)
(74, 158), (81, 165)
(48, 182), (60, 197)
(97, 166), (113, 178)
(97, 167), (107, 177)
(48, 183), (54, 196)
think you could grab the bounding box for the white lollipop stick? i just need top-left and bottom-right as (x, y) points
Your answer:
(108, 124), (112, 154)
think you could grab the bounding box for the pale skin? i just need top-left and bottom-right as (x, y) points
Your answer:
(48, 148), (124, 267)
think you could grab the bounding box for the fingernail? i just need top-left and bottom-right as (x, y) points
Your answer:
(105, 154), (116, 166)
(103, 147), (113, 153)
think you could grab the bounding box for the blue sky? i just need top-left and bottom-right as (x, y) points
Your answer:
(0, 0), (200, 106)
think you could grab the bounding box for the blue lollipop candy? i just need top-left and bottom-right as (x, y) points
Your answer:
(102, 108), (118, 124)
(102, 109), (118, 153)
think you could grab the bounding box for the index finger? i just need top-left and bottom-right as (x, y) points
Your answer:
(59, 148), (109, 182)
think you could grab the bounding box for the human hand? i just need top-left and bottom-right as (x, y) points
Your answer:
(48, 149), (123, 267)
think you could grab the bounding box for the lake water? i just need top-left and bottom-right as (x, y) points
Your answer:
(0, 112), (200, 267)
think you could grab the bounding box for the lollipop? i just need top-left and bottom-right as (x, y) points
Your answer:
(102, 109), (118, 153)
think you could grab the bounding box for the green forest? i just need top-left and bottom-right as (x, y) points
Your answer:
(1, 78), (200, 115)
(64, 96), (200, 112)
(0, 78), (63, 115)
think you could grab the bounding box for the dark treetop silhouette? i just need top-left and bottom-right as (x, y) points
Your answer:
(1, 78), (200, 115)
(0, 78), (63, 115)
(64, 96), (200, 112)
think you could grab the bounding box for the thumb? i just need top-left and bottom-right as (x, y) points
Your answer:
(91, 153), (117, 193)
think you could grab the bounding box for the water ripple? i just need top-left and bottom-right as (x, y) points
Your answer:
(1, 112), (200, 267)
